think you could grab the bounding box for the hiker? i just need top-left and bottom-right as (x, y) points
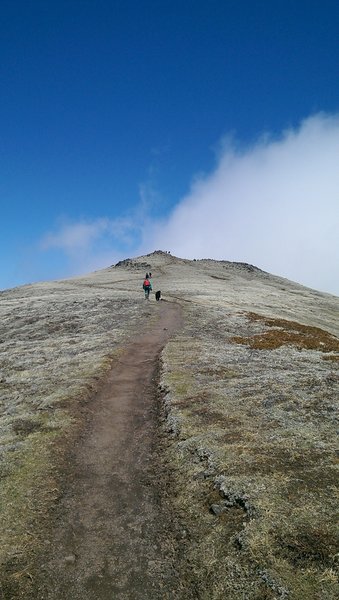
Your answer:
(143, 276), (151, 299)
(149, 272), (153, 293)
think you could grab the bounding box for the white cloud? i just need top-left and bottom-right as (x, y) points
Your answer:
(41, 219), (110, 254)
(39, 215), (144, 276)
(145, 113), (339, 295)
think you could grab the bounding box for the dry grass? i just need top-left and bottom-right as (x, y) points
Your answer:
(0, 267), (157, 595)
(1, 252), (339, 598)
(159, 279), (339, 599)
(231, 311), (339, 354)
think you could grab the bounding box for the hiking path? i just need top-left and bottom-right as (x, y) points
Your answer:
(31, 301), (184, 600)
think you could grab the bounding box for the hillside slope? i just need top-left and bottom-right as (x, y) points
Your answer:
(0, 251), (338, 598)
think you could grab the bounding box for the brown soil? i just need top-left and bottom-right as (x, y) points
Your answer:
(27, 301), (184, 600)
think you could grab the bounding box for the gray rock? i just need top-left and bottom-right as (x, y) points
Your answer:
(210, 503), (227, 516)
(64, 554), (76, 565)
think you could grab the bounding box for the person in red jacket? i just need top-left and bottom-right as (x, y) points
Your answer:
(143, 275), (151, 299)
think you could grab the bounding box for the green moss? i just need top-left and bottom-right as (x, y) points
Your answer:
(0, 430), (62, 595)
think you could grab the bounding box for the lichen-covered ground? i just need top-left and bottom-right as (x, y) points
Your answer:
(1, 251), (338, 598)
(160, 305), (338, 598)
(0, 268), (153, 597)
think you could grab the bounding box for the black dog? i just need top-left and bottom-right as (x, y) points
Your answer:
(155, 290), (161, 301)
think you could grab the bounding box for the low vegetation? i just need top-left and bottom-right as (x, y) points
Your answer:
(0, 272), (153, 596)
(1, 251), (338, 598)
(231, 311), (339, 354)
(160, 280), (338, 598)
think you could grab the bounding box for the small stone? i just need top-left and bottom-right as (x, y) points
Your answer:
(210, 504), (227, 516)
(64, 554), (76, 565)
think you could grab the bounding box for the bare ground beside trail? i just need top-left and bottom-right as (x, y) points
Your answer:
(24, 301), (187, 600)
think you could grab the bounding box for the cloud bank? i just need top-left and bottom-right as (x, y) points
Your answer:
(40, 113), (339, 295)
(40, 215), (144, 275)
(146, 113), (339, 295)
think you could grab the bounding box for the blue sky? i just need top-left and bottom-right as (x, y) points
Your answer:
(1, 0), (339, 294)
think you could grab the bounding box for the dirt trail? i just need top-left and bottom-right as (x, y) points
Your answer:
(32, 301), (184, 600)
